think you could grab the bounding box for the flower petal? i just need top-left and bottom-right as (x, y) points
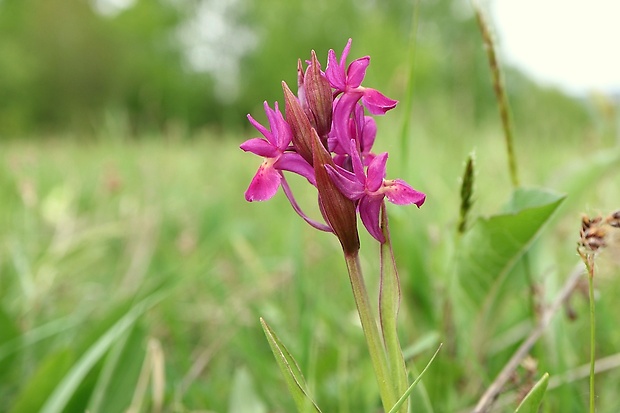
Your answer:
(348, 139), (366, 185)
(272, 102), (293, 149)
(346, 56), (370, 88)
(244, 162), (282, 202)
(383, 179), (426, 206)
(361, 89), (398, 115)
(274, 152), (316, 186)
(325, 164), (365, 200)
(325, 48), (346, 90)
(332, 91), (364, 150)
(239, 138), (279, 158)
(359, 115), (377, 156)
(366, 152), (388, 192)
(339, 38), (352, 67)
(359, 195), (385, 243)
(247, 112), (273, 145)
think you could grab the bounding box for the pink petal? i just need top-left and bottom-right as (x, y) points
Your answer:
(325, 49), (346, 90)
(360, 116), (377, 155)
(366, 152), (388, 192)
(348, 139), (366, 185)
(240, 138), (279, 158)
(274, 153), (316, 185)
(384, 179), (426, 206)
(332, 91), (364, 150)
(325, 164), (364, 200)
(273, 103), (293, 149)
(244, 163), (281, 202)
(339, 38), (353, 67)
(359, 195), (385, 243)
(361, 89), (398, 115)
(346, 56), (370, 88)
(247, 112), (274, 146)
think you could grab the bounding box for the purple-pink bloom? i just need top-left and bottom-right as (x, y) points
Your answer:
(325, 140), (425, 242)
(241, 101), (315, 202)
(329, 102), (377, 169)
(325, 39), (398, 144)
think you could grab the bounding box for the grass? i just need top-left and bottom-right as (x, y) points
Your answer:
(1, 104), (619, 412)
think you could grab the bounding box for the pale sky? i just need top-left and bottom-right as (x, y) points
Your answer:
(490, 0), (620, 95)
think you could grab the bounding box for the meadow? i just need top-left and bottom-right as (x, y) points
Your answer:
(1, 87), (619, 413)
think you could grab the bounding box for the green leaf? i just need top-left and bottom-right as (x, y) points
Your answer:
(455, 187), (565, 353)
(515, 372), (549, 413)
(259, 317), (322, 413)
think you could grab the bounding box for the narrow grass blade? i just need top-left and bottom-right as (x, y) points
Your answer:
(515, 372), (549, 413)
(387, 344), (442, 413)
(260, 318), (322, 413)
(38, 293), (164, 413)
(87, 324), (147, 413)
(380, 205), (408, 413)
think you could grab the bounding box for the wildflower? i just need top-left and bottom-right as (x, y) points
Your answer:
(240, 101), (314, 201)
(329, 102), (377, 169)
(326, 139), (426, 242)
(325, 39), (398, 148)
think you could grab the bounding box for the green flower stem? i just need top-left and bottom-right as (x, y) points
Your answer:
(587, 262), (596, 413)
(380, 204), (409, 413)
(344, 252), (396, 412)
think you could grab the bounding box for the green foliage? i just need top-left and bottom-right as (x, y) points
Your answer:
(0, 122), (619, 411)
(260, 318), (323, 413)
(0, 1), (619, 412)
(515, 373), (549, 413)
(0, 0), (595, 139)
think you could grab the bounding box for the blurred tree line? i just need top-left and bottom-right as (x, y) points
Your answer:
(0, 0), (591, 138)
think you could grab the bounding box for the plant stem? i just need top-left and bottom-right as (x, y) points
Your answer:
(587, 260), (596, 413)
(473, 3), (519, 187)
(344, 252), (396, 412)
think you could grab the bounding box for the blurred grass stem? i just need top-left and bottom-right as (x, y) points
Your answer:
(473, 2), (519, 188)
(582, 255), (596, 413)
(472, 263), (584, 413)
(344, 252), (396, 412)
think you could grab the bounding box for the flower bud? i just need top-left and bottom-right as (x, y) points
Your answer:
(282, 81), (315, 166)
(304, 51), (333, 142)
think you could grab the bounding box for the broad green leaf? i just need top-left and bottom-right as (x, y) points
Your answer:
(87, 324), (147, 413)
(228, 367), (267, 413)
(455, 187), (565, 353)
(515, 373), (549, 413)
(259, 317), (322, 413)
(380, 207), (409, 413)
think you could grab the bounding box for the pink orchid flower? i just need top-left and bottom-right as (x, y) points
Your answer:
(325, 39), (398, 146)
(326, 140), (425, 242)
(240, 101), (314, 201)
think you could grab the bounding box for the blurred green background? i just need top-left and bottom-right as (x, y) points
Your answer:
(0, 0), (601, 139)
(1, 0), (619, 412)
